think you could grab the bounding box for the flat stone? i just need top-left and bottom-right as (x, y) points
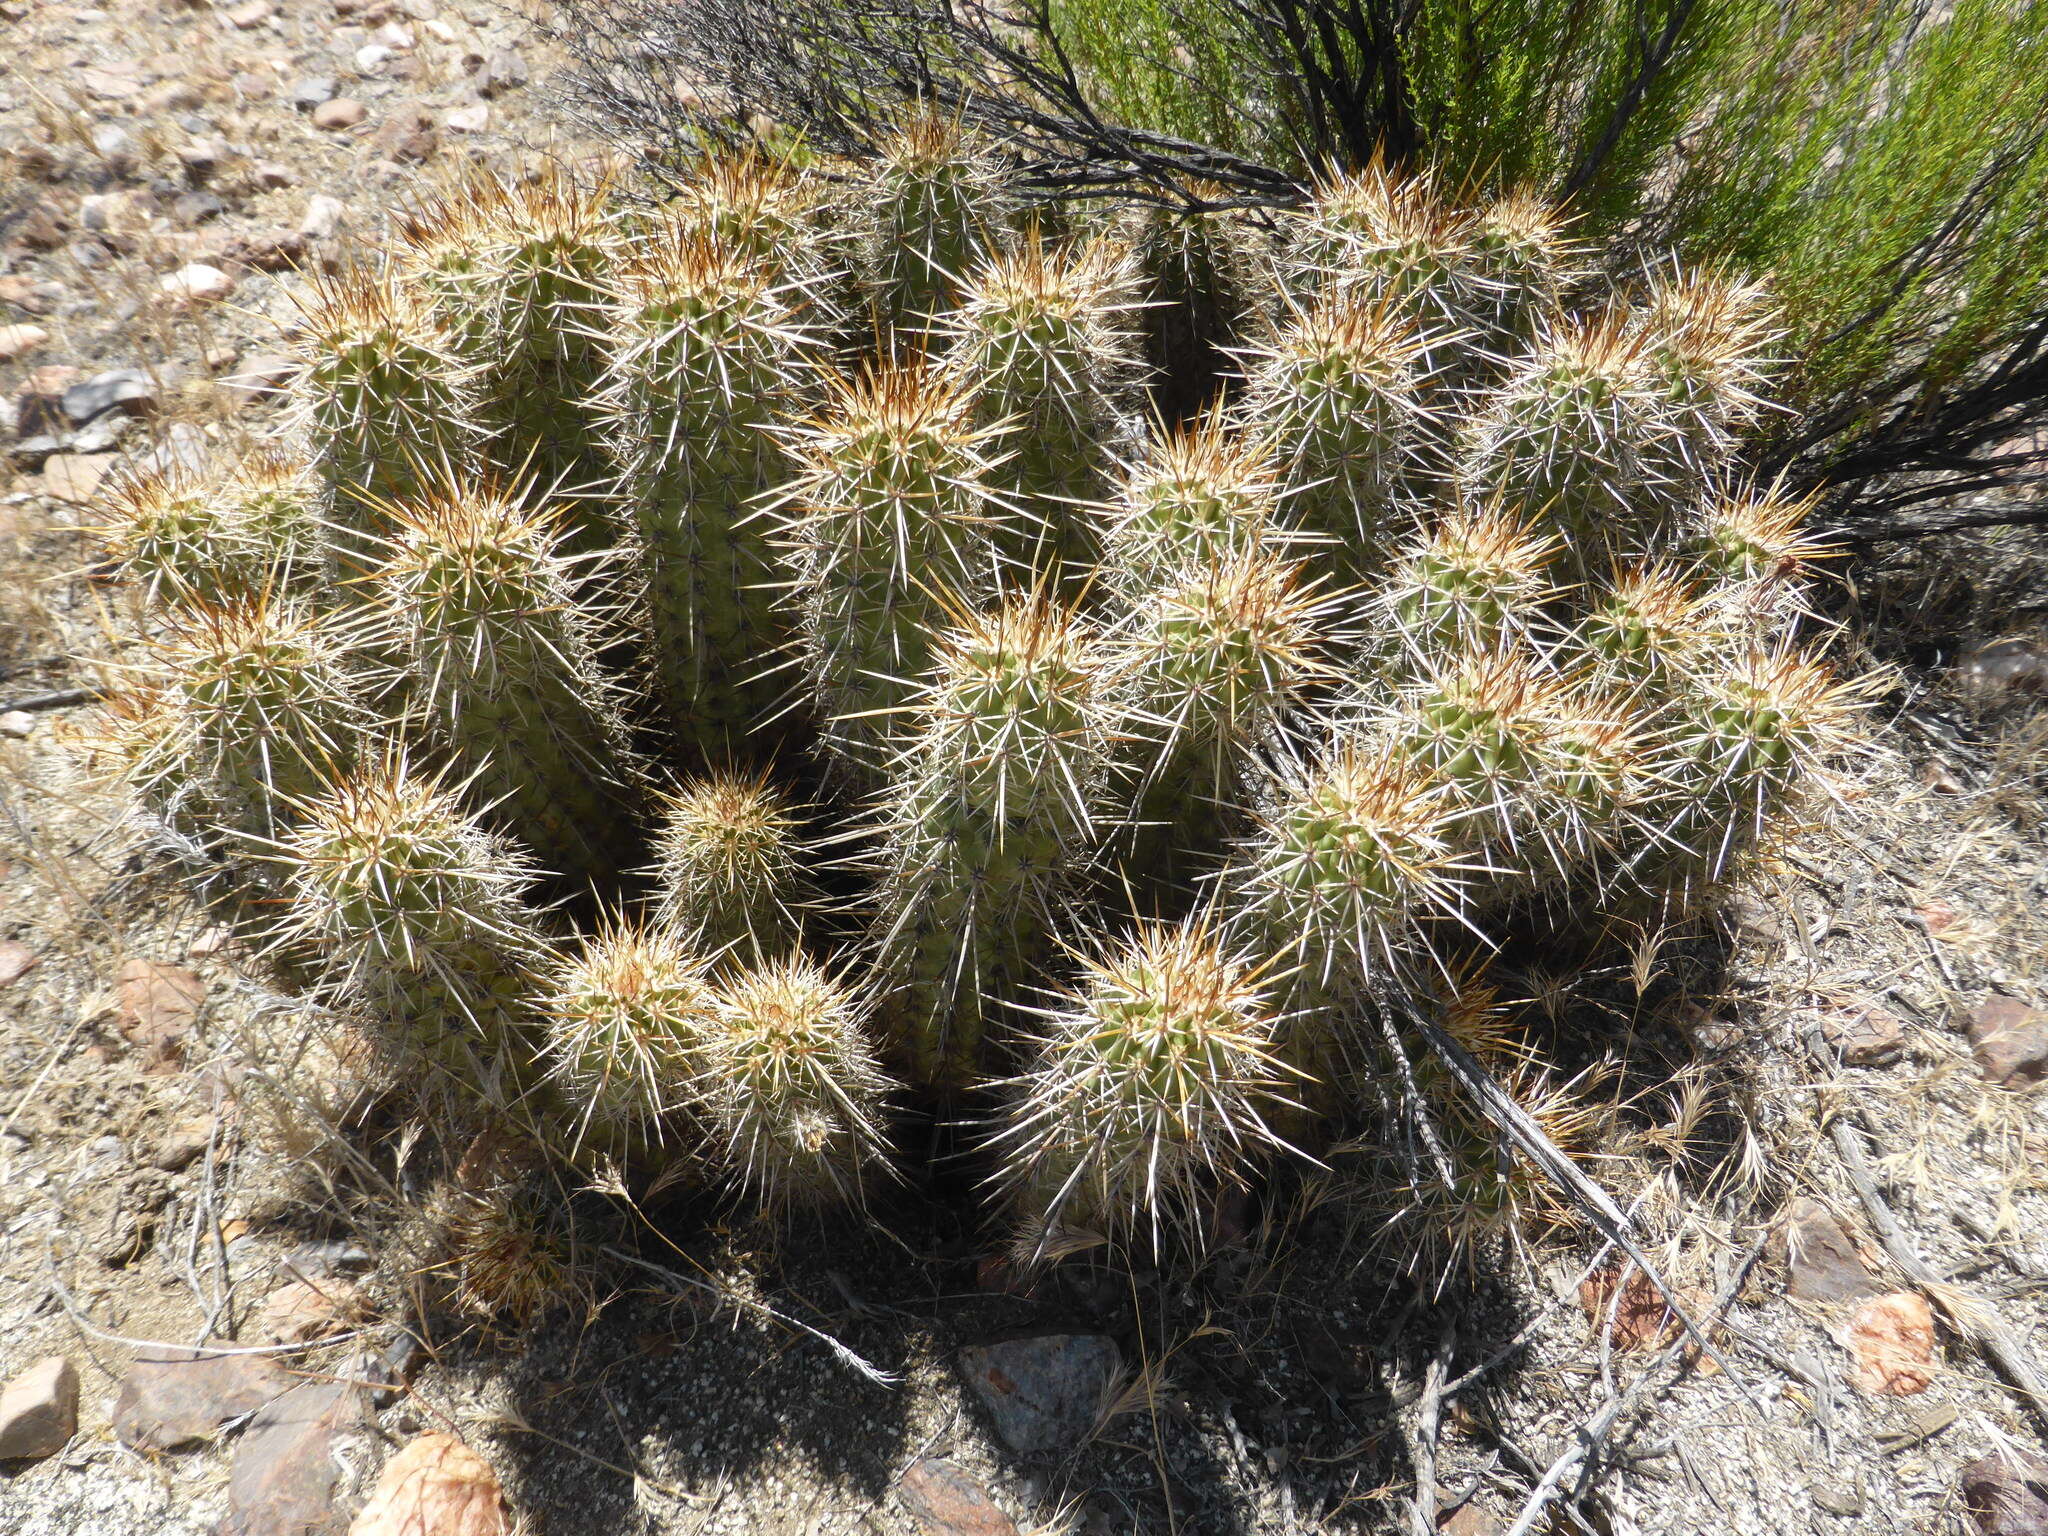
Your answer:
(444, 103), (489, 133)
(41, 453), (114, 503)
(1963, 638), (2048, 698)
(312, 98), (367, 131)
(224, 354), (296, 401)
(158, 262), (238, 306)
(299, 194), (346, 240)
(222, 229), (307, 272)
(68, 413), (135, 454)
(1963, 1451), (2048, 1536)
(1821, 1001), (1906, 1068)
(290, 77), (337, 110)
(113, 1348), (292, 1450)
(90, 122), (136, 174)
(474, 47), (527, 96)
(1779, 1198), (1880, 1302)
(151, 1115), (217, 1172)
(225, 0), (275, 27)
(371, 104), (437, 163)
(0, 939), (38, 984)
(896, 1459), (1019, 1536)
(957, 1334), (1118, 1456)
(179, 137), (232, 180)
(62, 368), (156, 426)
(257, 1277), (362, 1343)
(1966, 997), (2048, 1087)
(134, 420), (212, 478)
(81, 66), (145, 101)
(0, 1355), (78, 1460)
(114, 958), (206, 1070)
(349, 1432), (507, 1536)
(252, 160), (297, 189)
(9, 435), (63, 471)
(0, 323), (47, 362)
(1844, 1290), (1938, 1395)
(0, 275), (64, 314)
(174, 191), (229, 226)
(0, 711), (33, 740)
(79, 189), (156, 237)
(223, 1382), (368, 1536)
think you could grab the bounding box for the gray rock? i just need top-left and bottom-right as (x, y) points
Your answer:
(957, 1333), (1119, 1456)
(179, 137), (231, 181)
(62, 368), (156, 426)
(8, 434), (64, 470)
(222, 1381), (370, 1536)
(0, 1355), (79, 1461)
(132, 421), (212, 478)
(174, 191), (229, 226)
(1778, 1198), (1879, 1303)
(290, 77), (337, 110)
(224, 353), (296, 401)
(0, 392), (17, 441)
(475, 46), (528, 97)
(69, 412), (136, 454)
(1962, 1451), (2048, 1536)
(90, 122), (136, 173)
(112, 1348), (291, 1451)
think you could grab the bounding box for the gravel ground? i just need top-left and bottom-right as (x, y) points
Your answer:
(3, 5), (2047, 1530)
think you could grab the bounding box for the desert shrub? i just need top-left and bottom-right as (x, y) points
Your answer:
(545, 0), (2048, 529)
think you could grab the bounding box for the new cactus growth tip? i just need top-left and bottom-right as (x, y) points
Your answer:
(94, 136), (1866, 1283)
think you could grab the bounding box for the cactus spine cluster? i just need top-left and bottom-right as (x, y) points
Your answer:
(90, 132), (1863, 1277)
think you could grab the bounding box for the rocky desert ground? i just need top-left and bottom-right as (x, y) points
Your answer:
(3, 3), (2048, 1531)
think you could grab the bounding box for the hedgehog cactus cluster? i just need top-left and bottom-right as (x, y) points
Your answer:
(91, 126), (1863, 1275)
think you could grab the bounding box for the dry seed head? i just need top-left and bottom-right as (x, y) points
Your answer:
(706, 955), (894, 1218)
(541, 919), (719, 1161)
(994, 918), (1291, 1254)
(651, 772), (814, 961)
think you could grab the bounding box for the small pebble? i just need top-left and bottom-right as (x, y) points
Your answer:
(0, 712), (34, 741)
(311, 97), (366, 130)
